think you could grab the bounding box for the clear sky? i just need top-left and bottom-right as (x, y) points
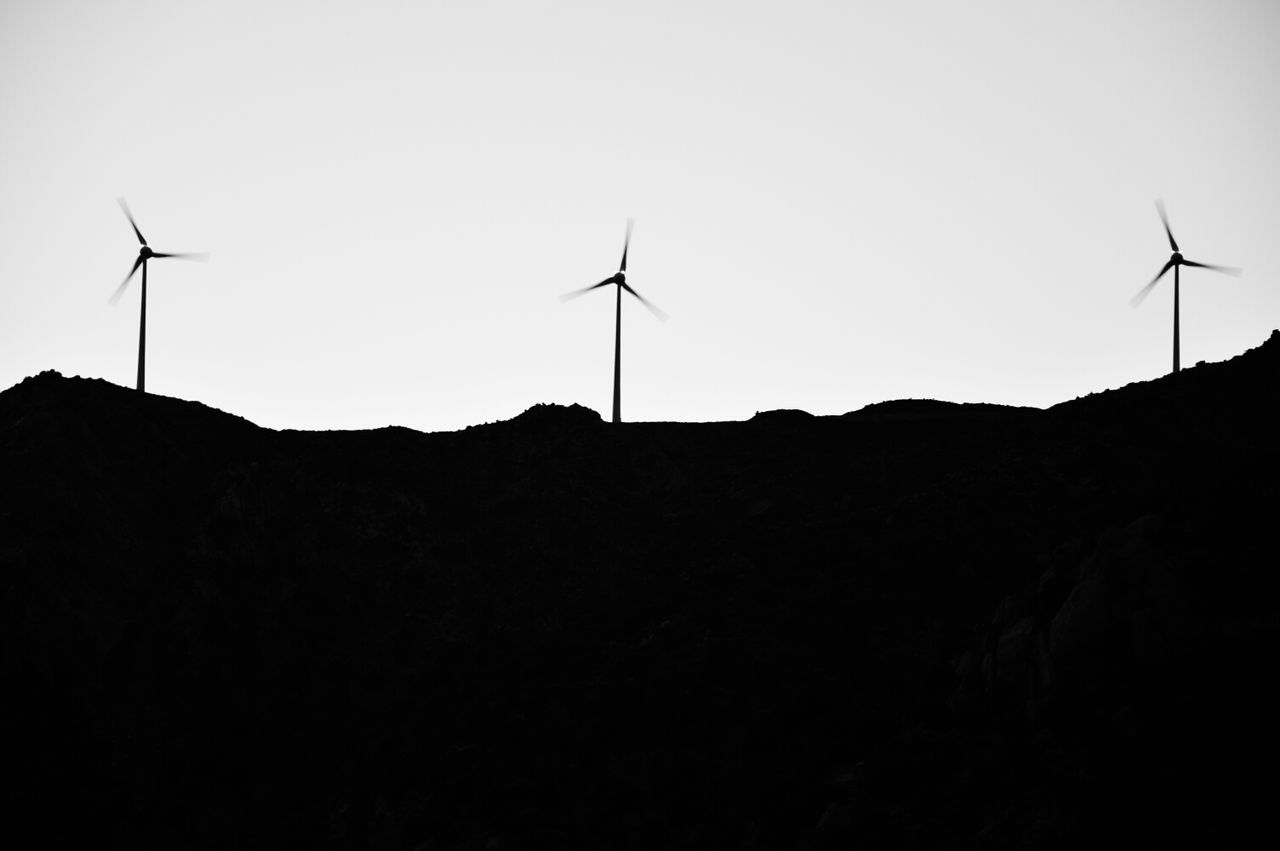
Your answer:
(2, 0), (1278, 431)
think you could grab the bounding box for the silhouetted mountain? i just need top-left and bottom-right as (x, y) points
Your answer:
(4, 334), (1280, 849)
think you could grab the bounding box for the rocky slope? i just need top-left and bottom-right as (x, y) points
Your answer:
(3, 333), (1279, 849)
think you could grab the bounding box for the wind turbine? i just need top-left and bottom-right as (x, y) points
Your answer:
(108, 199), (208, 392)
(561, 219), (667, 423)
(1130, 200), (1240, 374)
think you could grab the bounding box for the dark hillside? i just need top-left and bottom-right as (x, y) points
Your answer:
(3, 333), (1279, 848)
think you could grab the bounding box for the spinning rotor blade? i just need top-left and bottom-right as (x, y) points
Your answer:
(560, 279), (614, 302)
(619, 218), (633, 272)
(621, 281), (668, 321)
(109, 256), (144, 305)
(1130, 259), (1174, 307)
(1180, 259), (1241, 276)
(118, 198), (148, 246)
(150, 251), (210, 261)
(1155, 200), (1179, 253)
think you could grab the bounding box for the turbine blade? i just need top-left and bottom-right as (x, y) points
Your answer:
(1130, 259), (1174, 307)
(150, 251), (210, 261)
(118, 197), (148, 246)
(621, 281), (668, 321)
(1155, 199), (1178, 253)
(559, 279), (613, 302)
(619, 218), (633, 273)
(1181, 259), (1241, 277)
(109, 256), (144, 305)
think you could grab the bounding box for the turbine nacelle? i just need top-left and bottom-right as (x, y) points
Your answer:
(1171, 251), (1183, 264)
(139, 245), (154, 258)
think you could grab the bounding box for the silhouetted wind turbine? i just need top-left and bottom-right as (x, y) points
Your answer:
(561, 219), (667, 423)
(1130, 200), (1239, 375)
(109, 199), (208, 392)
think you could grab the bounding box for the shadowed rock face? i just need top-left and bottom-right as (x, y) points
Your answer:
(3, 333), (1279, 849)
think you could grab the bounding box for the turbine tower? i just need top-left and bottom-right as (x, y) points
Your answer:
(1130, 200), (1239, 374)
(109, 199), (207, 392)
(561, 219), (667, 423)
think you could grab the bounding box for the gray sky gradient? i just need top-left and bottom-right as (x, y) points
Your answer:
(2, 0), (1278, 430)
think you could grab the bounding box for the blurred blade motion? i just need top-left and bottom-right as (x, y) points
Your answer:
(619, 218), (633, 272)
(560, 279), (614, 302)
(150, 252), (210, 261)
(1180, 259), (1241, 276)
(109, 257), (144, 305)
(1155, 199), (1178, 253)
(118, 197), (148, 246)
(1130, 259), (1174, 307)
(621, 281), (668, 321)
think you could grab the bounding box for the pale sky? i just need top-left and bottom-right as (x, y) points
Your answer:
(2, 0), (1277, 431)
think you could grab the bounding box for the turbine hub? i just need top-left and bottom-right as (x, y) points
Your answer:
(140, 245), (153, 258)
(1172, 251), (1182, 263)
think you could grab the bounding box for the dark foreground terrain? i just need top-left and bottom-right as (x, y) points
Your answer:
(3, 335), (1280, 849)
